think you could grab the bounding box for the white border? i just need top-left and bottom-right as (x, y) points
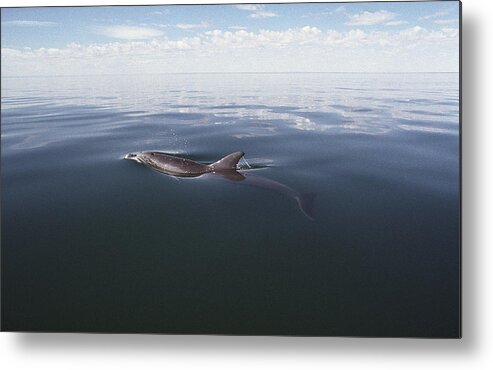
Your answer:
(2, 1), (493, 369)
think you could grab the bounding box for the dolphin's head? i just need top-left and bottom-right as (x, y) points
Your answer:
(125, 151), (163, 167)
(124, 152), (146, 163)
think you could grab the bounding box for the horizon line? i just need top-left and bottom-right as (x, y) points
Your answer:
(2, 71), (460, 78)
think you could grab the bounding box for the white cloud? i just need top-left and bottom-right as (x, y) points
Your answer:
(434, 19), (457, 25)
(334, 6), (347, 14)
(2, 26), (460, 56)
(236, 5), (259, 11)
(385, 20), (408, 26)
(175, 22), (209, 30)
(236, 4), (278, 19)
(150, 10), (169, 15)
(95, 25), (163, 40)
(345, 10), (398, 26)
(156, 22), (209, 30)
(420, 8), (453, 21)
(1, 26), (459, 75)
(250, 11), (278, 19)
(3, 26), (459, 56)
(3, 20), (57, 27)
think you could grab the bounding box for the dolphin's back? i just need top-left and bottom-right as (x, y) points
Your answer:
(136, 151), (245, 177)
(146, 152), (211, 176)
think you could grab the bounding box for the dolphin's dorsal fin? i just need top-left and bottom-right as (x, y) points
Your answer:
(210, 151), (245, 171)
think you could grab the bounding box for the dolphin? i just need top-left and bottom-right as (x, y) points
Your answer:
(124, 151), (316, 219)
(124, 151), (244, 177)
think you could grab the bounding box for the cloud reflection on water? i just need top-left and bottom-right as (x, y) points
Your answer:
(1, 73), (459, 150)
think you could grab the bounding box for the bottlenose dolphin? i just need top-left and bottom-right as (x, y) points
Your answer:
(124, 151), (245, 177)
(124, 151), (316, 219)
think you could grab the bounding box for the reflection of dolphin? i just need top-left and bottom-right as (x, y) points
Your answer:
(124, 151), (316, 220)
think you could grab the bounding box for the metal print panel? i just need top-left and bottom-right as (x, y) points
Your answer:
(0, 1), (461, 337)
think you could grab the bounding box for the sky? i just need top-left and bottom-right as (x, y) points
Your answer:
(1, 1), (460, 76)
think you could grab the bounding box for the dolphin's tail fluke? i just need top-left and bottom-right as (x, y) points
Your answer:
(296, 192), (317, 221)
(211, 152), (245, 171)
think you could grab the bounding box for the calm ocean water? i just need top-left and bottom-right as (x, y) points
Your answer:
(1, 73), (460, 337)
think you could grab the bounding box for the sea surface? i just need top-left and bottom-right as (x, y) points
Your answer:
(1, 73), (460, 337)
